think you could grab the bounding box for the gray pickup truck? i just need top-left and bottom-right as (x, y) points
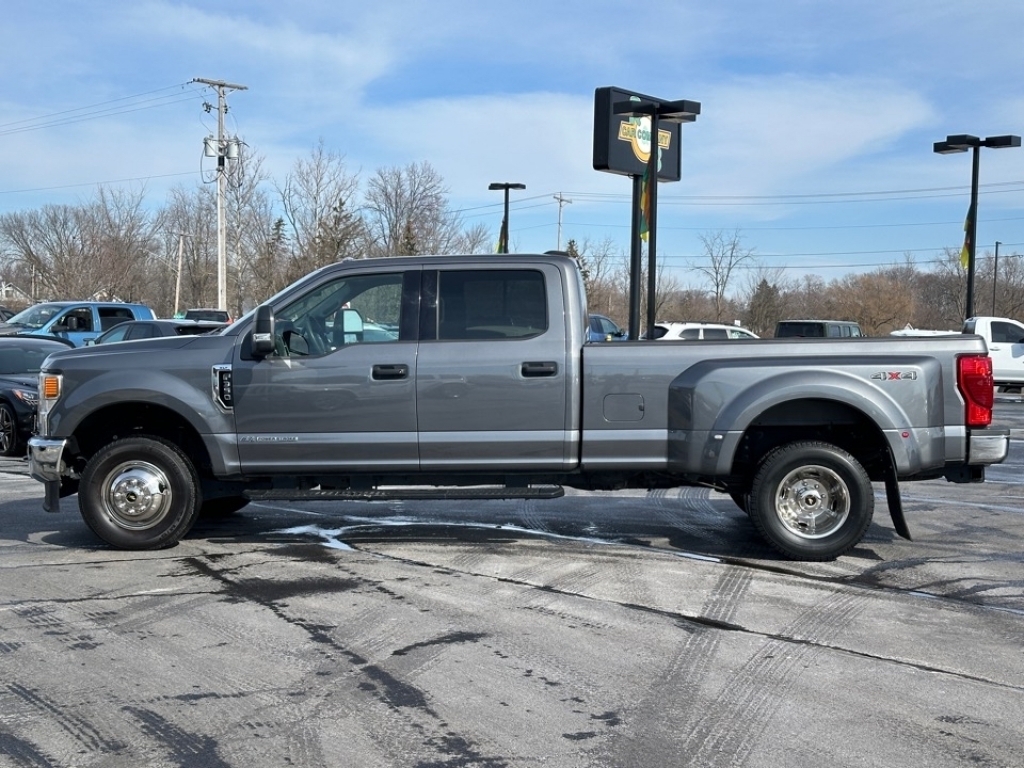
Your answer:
(28, 253), (1008, 560)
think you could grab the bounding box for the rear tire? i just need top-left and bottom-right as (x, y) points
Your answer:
(79, 436), (201, 550)
(749, 441), (873, 561)
(200, 496), (250, 517)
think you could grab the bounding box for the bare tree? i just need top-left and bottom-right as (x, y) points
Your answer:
(449, 222), (492, 254)
(362, 162), (465, 256)
(278, 139), (363, 282)
(223, 148), (280, 311)
(693, 230), (755, 321)
(928, 247), (970, 324)
(568, 236), (619, 315)
(160, 185), (219, 316)
(834, 267), (914, 335)
(84, 185), (162, 303)
(611, 247), (681, 333)
(0, 186), (158, 304)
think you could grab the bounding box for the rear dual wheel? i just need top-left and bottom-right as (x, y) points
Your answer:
(748, 441), (873, 561)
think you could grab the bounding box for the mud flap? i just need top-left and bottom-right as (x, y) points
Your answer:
(42, 479), (62, 513)
(882, 456), (911, 540)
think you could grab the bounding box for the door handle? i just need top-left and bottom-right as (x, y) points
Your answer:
(521, 361), (558, 377)
(372, 364), (409, 380)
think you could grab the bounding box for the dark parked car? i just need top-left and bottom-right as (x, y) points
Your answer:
(0, 336), (74, 456)
(0, 306), (15, 322)
(89, 319), (227, 345)
(774, 319), (864, 338)
(183, 308), (231, 323)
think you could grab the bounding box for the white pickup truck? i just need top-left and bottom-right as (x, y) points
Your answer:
(894, 317), (1024, 391)
(963, 317), (1024, 391)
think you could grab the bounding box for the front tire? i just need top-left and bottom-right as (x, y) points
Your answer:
(749, 441), (873, 561)
(79, 436), (201, 550)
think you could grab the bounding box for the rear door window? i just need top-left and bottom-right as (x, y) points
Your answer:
(436, 269), (547, 340)
(99, 308), (135, 330)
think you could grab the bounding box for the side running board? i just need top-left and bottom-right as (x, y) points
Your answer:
(245, 486), (565, 502)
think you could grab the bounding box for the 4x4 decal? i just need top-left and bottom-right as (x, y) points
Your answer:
(871, 371), (917, 381)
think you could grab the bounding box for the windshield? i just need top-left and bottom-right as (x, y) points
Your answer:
(4, 303), (63, 330)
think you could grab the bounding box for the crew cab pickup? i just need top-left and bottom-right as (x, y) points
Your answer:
(28, 254), (1009, 560)
(0, 301), (156, 347)
(962, 316), (1024, 390)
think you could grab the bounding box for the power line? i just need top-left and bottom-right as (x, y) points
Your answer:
(0, 83), (200, 136)
(0, 171), (200, 197)
(565, 182), (1024, 207)
(569, 214), (1024, 234)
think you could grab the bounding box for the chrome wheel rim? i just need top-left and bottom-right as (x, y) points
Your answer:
(100, 460), (173, 530)
(774, 464), (850, 538)
(0, 407), (13, 454)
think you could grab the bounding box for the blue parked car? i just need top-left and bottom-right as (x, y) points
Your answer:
(588, 313), (627, 342)
(0, 301), (156, 347)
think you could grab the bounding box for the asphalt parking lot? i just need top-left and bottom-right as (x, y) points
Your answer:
(1, 405), (1022, 767)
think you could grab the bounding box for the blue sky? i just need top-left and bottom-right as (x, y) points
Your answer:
(3, 0), (1024, 287)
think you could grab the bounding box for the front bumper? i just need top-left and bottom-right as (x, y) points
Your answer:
(28, 436), (68, 513)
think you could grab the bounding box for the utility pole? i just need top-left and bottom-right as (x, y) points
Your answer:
(553, 193), (572, 250)
(174, 233), (191, 317)
(193, 77), (247, 312)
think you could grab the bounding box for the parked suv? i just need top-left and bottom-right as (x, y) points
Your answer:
(588, 313), (626, 342)
(0, 301), (156, 347)
(774, 319), (863, 338)
(653, 321), (759, 340)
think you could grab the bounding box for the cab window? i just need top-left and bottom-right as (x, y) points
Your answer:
(992, 321), (1024, 344)
(436, 269), (547, 340)
(275, 272), (404, 357)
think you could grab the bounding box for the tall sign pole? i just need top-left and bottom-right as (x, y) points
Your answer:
(645, 109), (660, 338)
(193, 78), (247, 313)
(593, 87), (699, 339)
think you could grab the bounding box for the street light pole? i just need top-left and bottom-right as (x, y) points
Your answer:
(934, 133), (1021, 320)
(488, 182), (526, 254)
(992, 240), (1001, 316)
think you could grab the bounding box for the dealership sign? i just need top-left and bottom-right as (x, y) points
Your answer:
(593, 87), (696, 181)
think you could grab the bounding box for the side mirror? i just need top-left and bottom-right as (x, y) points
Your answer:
(340, 308), (364, 333)
(250, 305), (275, 358)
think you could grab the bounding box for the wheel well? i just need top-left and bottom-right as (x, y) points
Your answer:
(730, 399), (890, 489)
(71, 402), (214, 478)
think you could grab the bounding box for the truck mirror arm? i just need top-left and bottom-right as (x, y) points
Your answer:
(250, 305), (276, 359)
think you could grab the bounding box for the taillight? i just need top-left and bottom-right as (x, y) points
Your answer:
(957, 354), (993, 428)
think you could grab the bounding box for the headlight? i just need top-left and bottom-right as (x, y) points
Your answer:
(11, 388), (38, 406)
